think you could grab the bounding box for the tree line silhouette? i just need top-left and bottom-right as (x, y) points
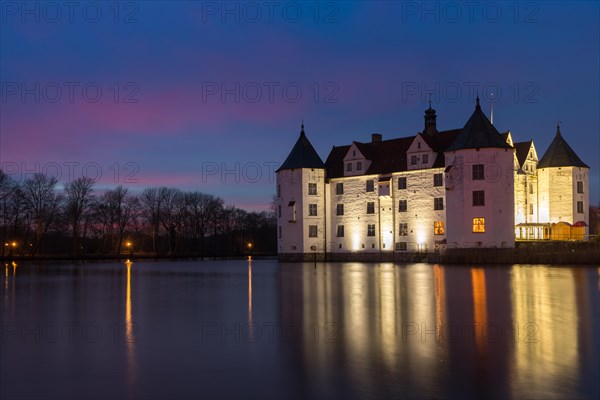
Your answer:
(0, 170), (276, 259)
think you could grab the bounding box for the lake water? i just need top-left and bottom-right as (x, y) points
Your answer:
(1, 260), (598, 399)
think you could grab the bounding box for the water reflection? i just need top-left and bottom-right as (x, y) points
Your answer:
(248, 258), (253, 323)
(124, 259), (137, 389)
(280, 263), (598, 399)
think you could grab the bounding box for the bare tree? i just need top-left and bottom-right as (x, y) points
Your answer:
(64, 177), (95, 258)
(96, 186), (138, 256)
(140, 187), (162, 255)
(22, 174), (62, 255)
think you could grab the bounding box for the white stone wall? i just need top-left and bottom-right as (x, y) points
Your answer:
(444, 148), (515, 248)
(327, 168), (447, 253)
(276, 168), (326, 253)
(328, 174), (380, 252)
(392, 168), (447, 252)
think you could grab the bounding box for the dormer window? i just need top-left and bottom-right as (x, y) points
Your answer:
(346, 163), (352, 172)
(423, 154), (429, 164)
(356, 161), (362, 171)
(353, 150), (356, 156)
(411, 155), (418, 165)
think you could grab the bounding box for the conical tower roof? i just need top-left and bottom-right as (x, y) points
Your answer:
(276, 123), (325, 172)
(446, 97), (512, 151)
(537, 125), (588, 168)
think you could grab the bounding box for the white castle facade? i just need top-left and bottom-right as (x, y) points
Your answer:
(275, 99), (590, 259)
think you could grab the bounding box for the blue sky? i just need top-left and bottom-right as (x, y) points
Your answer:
(1, 1), (598, 210)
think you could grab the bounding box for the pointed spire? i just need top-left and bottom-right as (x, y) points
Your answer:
(556, 121), (561, 136)
(301, 120), (305, 135)
(475, 95), (481, 110)
(428, 93), (432, 109)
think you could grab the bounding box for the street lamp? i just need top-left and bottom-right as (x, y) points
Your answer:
(125, 241), (133, 256)
(247, 242), (253, 261)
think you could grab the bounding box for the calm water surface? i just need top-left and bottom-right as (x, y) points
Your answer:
(1, 260), (598, 399)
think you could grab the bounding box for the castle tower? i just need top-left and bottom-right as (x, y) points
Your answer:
(276, 123), (326, 260)
(444, 97), (515, 248)
(537, 125), (589, 239)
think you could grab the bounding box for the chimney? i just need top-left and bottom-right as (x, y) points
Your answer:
(371, 133), (382, 143)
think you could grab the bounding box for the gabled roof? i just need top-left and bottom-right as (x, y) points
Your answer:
(537, 126), (589, 169)
(276, 124), (325, 172)
(446, 98), (512, 151)
(325, 129), (460, 179)
(514, 140), (533, 167)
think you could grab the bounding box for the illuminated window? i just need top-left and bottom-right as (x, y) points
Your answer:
(398, 199), (407, 212)
(309, 225), (318, 237)
(423, 154), (429, 164)
(367, 224), (376, 237)
(366, 180), (374, 192)
(336, 204), (344, 216)
(577, 181), (584, 194)
(398, 223), (408, 236)
(473, 164), (484, 180)
(367, 202), (375, 214)
(529, 204), (533, 215)
(473, 190), (485, 206)
(308, 183), (317, 195)
(472, 218), (485, 233)
(433, 173), (443, 187)
(434, 221), (445, 235)
(577, 201), (584, 213)
(357, 161), (362, 171)
(398, 177), (407, 189)
(434, 197), (444, 210)
(309, 204), (317, 216)
(336, 225), (344, 237)
(336, 182), (344, 195)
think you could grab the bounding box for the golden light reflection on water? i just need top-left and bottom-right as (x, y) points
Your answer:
(248, 259), (252, 323)
(510, 266), (579, 397)
(124, 259), (136, 387)
(470, 268), (487, 349)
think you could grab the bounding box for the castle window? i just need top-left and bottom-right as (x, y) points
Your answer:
(398, 177), (407, 190)
(337, 225), (344, 237)
(309, 204), (317, 216)
(367, 224), (376, 237)
(577, 181), (584, 194)
(395, 242), (407, 251)
(366, 180), (374, 192)
(278, 226), (282, 239)
(336, 182), (344, 195)
(336, 204), (344, 216)
(423, 154), (429, 164)
(347, 163), (352, 172)
(399, 223), (408, 236)
(288, 201), (296, 222)
(357, 161), (362, 171)
(434, 221), (445, 235)
(472, 218), (485, 233)
(411, 155), (418, 165)
(472, 164), (484, 180)
(309, 225), (318, 237)
(278, 205), (281, 218)
(308, 183), (317, 195)
(434, 197), (444, 210)
(277, 184), (281, 197)
(529, 204), (533, 215)
(577, 201), (584, 214)
(473, 191), (485, 206)
(433, 173), (443, 187)
(529, 182), (533, 194)
(399, 200), (407, 212)
(367, 202), (375, 214)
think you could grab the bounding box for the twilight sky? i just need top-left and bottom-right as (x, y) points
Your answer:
(1, 1), (599, 211)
